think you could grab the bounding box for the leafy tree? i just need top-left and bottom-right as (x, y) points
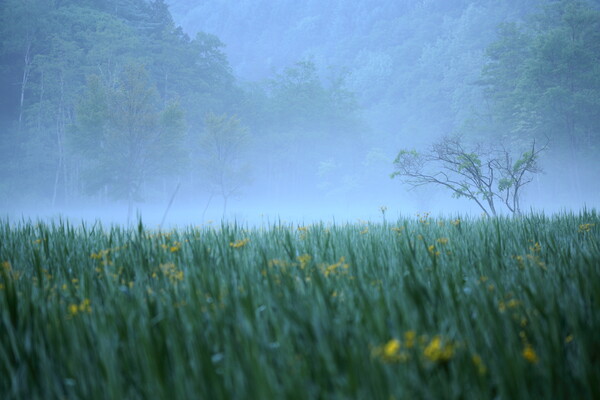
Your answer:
(71, 64), (186, 218)
(391, 136), (546, 215)
(481, 1), (600, 149)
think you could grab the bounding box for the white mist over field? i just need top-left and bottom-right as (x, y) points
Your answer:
(1, 0), (599, 226)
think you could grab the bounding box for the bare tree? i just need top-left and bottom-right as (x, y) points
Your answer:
(198, 113), (251, 218)
(494, 140), (546, 214)
(391, 135), (546, 216)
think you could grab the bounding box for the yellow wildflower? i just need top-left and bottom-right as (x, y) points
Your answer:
(384, 339), (401, 358)
(436, 237), (449, 245)
(323, 257), (349, 277)
(498, 301), (506, 312)
(579, 223), (594, 232)
(229, 238), (250, 248)
(507, 299), (521, 309)
(428, 245), (440, 256)
(79, 299), (92, 313)
(522, 344), (538, 363)
(565, 335), (573, 344)
(297, 254), (311, 269)
(423, 336), (454, 362)
(68, 304), (79, 316)
(404, 331), (416, 349)
(529, 242), (541, 252)
(472, 354), (487, 375)
(1, 261), (11, 272)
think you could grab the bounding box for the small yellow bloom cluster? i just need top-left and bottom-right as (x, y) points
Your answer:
(423, 335), (455, 362)
(450, 218), (461, 227)
(322, 256), (349, 277)
(579, 223), (595, 232)
(297, 254), (311, 269)
(519, 330), (539, 364)
(2, 261), (11, 272)
(514, 241), (546, 270)
(297, 226), (309, 239)
(522, 344), (539, 364)
(229, 238), (250, 248)
(160, 263), (184, 283)
(68, 298), (92, 316)
(471, 354), (487, 375)
(372, 331), (458, 366)
(416, 212), (430, 225)
(90, 249), (111, 260)
(498, 298), (521, 313)
(90, 246), (126, 266)
(391, 226), (404, 234)
(436, 237), (449, 245)
(529, 242), (541, 253)
(161, 241), (182, 253)
(428, 245), (440, 257)
(1, 260), (21, 282)
(371, 338), (409, 363)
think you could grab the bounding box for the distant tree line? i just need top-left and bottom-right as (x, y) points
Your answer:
(1, 0), (599, 213)
(0, 0), (359, 211)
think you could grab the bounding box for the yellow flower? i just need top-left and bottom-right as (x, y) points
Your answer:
(404, 331), (416, 349)
(79, 298), (92, 313)
(423, 336), (454, 362)
(360, 227), (369, 234)
(507, 299), (521, 309)
(428, 245), (440, 256)
(498, 301), (506, 312)
(436, 237), (449, 245)
(1, 261), (11, 272)
(297, 254), (311, 269)
(229, 238), (250, 248)
(522, 344), (538, 363)
(579, 223), (594, 232)
(323, 257), (349, 277)
(529, 242), (541, 252)
(565, 335), (573, 344)
(384, 339), (401, 358)
(450, 218), (461, 226)
(68, 304), (79, 316)
(472, 354), (487, 375)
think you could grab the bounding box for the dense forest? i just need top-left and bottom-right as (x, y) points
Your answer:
(1, 0), (599, 217)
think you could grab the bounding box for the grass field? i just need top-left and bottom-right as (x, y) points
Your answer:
(1, 211), (599, 399)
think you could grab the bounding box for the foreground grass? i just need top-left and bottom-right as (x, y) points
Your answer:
(1, 211), (599, 399)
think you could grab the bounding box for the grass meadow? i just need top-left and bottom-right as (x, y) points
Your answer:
(1, 211), (599, 399)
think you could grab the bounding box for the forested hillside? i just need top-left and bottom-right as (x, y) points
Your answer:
(1, 0), (599, 217)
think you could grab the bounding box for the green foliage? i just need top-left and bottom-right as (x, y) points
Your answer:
(481, 0), (600, 149)
(1, 211), (599, 399)
(72, 65), (185, 201)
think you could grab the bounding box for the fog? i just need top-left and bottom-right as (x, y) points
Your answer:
(1, 0), (599, 227)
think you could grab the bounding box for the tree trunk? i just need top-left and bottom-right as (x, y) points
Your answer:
(18, 41), (32, 132)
